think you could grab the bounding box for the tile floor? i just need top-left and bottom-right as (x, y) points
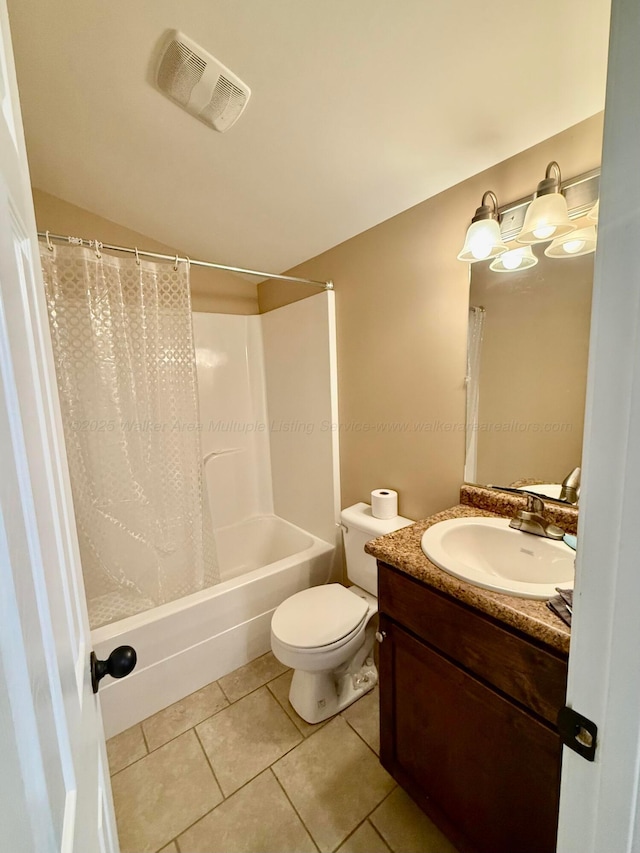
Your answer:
(106, 652), (459, 853)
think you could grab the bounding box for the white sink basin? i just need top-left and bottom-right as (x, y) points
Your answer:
(421, 517), (574, 599)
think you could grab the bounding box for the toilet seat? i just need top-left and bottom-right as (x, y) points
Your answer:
(271, 584), (369, 650)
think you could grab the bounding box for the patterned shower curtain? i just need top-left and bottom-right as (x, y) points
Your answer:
(41, 243), (219, 628)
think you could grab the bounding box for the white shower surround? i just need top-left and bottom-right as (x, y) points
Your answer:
(93, 292), (340, 736)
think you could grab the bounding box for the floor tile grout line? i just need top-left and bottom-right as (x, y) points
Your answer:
(110, 684), (397, 852)
(191, 713), (309, 806)
(140, 695), (229, 755)
(108, 696), (371, 784)
(217, 654), (289, 704)
(340, 710), (380, 759)
(193, 684), (305, 795)
(329, 816), (386, 853)
(363, 816), (394, 852)
(107, 658), (290, 770)
(269, 767), (321, 853)
(266, 677), (326, 738)
(139, 722), (151, 754)
(362, 785), (401, 852)
(109, 686), (229, 769)
(192, 715), (305, 808)
(161, 759), (236, 849)
(110, 721), (219, 779)
(193, 726), (226, 800)
(367, 783), (398, 818)
(216, 677), (232, 703)
(123, 764), (396, 853)
(172, 761), (316, 851)
(111, 684), (304, 785)
(270, 715), (392, 852)
(110, 672), (285, 769)
(114, 727), (228, 852)
(218, 665), (290, 705)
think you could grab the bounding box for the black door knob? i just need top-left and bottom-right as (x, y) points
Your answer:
(91, 646), (137, 694)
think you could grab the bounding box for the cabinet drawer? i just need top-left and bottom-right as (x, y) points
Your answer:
(378, 562), (567, 725)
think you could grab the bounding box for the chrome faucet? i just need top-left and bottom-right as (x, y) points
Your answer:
(509, 493), (565, 540)
(559, 466), (581, 505)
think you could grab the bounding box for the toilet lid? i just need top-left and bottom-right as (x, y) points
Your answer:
(272, 584), (369, 649)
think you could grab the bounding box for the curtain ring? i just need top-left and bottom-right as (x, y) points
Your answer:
(93, 240), (102, 259)
(185, 256), (191, 271)
(173, 254), (179, 271)
(45, 230), (54, 252)
(134, 247), (141, 266)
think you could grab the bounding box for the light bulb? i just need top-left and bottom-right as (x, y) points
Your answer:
(562, 238), (586, 255)
(502, 250), (524, 270)
(468, 223), (494, 260)
(532, 224), (556, 240)
(469, 239), (492, 260)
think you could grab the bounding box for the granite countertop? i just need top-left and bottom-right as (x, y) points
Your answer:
(365, 486), (573, 655)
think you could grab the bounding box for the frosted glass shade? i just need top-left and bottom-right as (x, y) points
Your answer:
(587, 199), (599, 222)
(516, 193), (575, 244)
(457, 219), (508, 263)
(544, 225), (597, 258)
(490, 246), (538, 273)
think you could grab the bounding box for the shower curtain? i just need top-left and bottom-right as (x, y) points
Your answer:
(41, 244), (219, 629)
(464, 305), (485, 484)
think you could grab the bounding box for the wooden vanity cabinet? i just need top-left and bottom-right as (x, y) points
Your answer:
(377, 561), (568, 853)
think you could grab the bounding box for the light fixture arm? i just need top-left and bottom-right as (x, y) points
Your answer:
(536, 161), (563, 197)
(471, 190), (500, 223)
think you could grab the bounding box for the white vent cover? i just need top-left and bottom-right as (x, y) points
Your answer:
(156, 30), (250, 133)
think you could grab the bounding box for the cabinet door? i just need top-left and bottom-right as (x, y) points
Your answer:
(379, 616), (561, 853)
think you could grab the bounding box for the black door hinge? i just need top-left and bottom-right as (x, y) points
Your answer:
(557, 706), (598, 762)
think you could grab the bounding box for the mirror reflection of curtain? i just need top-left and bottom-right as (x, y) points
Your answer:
(41, 244), (219, 629)
(464, 306), (485, 483)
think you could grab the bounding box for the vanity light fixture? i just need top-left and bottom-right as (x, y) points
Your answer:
(489, 245), (538, 273)
(516, 162), (576, 245)
(544, 225), (597, 258)
(457, 191), (509, 263)
(587, 199), (600, 222)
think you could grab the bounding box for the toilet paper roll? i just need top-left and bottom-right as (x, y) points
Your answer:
(371, 489), (398, 520)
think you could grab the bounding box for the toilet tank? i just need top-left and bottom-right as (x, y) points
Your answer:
(341, 502), (413, 595)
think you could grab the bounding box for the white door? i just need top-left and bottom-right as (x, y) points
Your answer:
(0, 3), (118, 852)
(556, 0), (640, 850)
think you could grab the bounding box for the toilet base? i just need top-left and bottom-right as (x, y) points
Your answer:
(288, 633), (378, 724)
(289, 660), (377, 724)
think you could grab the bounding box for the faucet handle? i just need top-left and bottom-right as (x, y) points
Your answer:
(524, 493), (545, 514)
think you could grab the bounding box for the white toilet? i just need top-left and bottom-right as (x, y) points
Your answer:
(270, 502), (413, 724)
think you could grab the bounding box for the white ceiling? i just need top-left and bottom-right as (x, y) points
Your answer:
(7, 0), (610, 274)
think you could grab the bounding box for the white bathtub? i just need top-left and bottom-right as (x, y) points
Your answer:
(93, 515), (336, 738)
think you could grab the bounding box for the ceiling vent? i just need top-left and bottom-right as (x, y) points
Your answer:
(155, 30), (250, 133)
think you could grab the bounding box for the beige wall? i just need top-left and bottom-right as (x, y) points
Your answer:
(471, 246), (593, 486)
(259, 113), (604, 521)
(32, 189), (259, 315)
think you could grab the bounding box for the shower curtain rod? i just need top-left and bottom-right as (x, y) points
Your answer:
(37, 231), (334, 290)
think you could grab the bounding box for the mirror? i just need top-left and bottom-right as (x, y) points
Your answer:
(465, 234), (594, 503)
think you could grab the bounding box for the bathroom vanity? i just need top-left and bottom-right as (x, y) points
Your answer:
(367, 486), (574, 853)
